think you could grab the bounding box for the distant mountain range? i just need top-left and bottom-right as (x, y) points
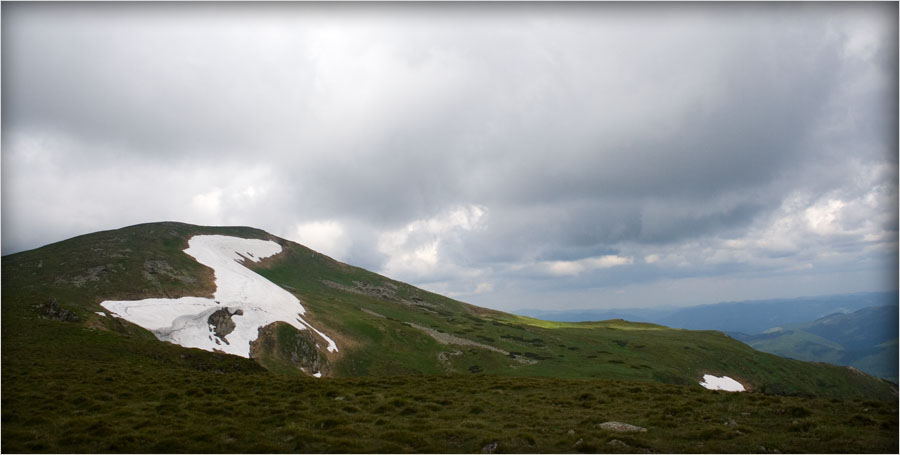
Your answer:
(730, 305), (898, 383)
(518, 292), (899, 382)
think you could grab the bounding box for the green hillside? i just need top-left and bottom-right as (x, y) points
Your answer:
(734, 306), (899, 383)
(2, 222), (897, 453)
(739, 329), (846, 365)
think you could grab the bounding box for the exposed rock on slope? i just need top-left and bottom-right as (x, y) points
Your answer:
(36, 297), (79, 322)
(208, 308), (243, 345)
(250, 322), (327, 376)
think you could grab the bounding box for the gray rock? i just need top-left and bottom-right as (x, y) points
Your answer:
(36, 298), (79, 322)
(207, 308), (243, 344)
(567, 429), (576, 436)
(481, 441), (499, 454)
(608, 439), (630, 448)
(599, 421), (647, 433)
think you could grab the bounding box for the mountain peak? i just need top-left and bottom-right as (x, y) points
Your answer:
(2, 222), (895, 400)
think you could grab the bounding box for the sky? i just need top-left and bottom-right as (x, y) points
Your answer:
(2, 2), (897, 313)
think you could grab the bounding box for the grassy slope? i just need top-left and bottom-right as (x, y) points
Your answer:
(741, 330), (847, 365)
(4, 325), (896, 454)
(250, 232), (896, 400)
(743, 330), (899, 384)
(3, 221), (895, 398)
(2, 222), (898, 452)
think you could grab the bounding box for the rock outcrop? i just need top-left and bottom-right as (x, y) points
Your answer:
(598, 421), (648, 433)
(207, 308), (243, 345)
(250, 321), (327, 377)
(36, 298), (80, 322)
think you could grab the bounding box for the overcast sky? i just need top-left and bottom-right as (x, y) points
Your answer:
(2, 2), (897, 312)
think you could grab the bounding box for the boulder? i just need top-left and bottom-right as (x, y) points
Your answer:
(207, 308), (243, 344)
(481, 441), (499, 454)
(598, 421), (647, 433)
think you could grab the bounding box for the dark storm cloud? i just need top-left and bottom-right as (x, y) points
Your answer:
(2, 2), (896, 309)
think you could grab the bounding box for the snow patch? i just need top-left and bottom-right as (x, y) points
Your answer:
(95, 311), (107, 317)
(699, 374), (745, 392)
(101, 235), (338, 359)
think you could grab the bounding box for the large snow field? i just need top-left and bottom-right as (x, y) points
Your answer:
(101, 235), (338, 361)
(699, 374), (745, 392)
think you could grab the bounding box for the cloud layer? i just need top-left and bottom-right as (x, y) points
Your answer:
(3, 2), (896, 311)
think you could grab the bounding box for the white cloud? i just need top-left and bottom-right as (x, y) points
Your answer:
(2, 3), (895, 312)
(623, 161), (897, 275)
(293, 220), (348, 260)
(378, 204), (487, 280)
(805, 199), (846, 235)
(474, 282), (494, 294)
(191, 189), (223, 218)
(543, 255), (634, 277)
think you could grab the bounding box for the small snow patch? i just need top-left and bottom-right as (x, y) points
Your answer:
(699, 374), (745, 392)
(313, 372), (322, 378)
(95, 311), (107, 317)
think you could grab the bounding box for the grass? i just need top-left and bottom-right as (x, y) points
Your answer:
(2, 221), (898, 452)
(2, 320), (897, 453)
(9, 220), (893, 399)
(250, 240), (897, 400)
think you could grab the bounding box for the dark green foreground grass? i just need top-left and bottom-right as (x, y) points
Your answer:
(3, 322), (898, 453)
(3, 222), (897, 453)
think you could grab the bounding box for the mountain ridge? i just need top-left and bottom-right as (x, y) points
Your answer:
(518, 293), (899, 382)
(517, 291), (897, 332)
(3, 221), (894, 400)
(3, 221), (898, 453)
(731, 305), (898, 383)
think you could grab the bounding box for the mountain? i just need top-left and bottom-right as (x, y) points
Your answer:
(520, 292), (896, 335)
(3, 222), (897, 453)
(4, 221), (892, 395)
(731, 305), (899, 383)
(657, 293), (898, 334)
(519, 293), (899, 383)
(518, 307), (679, 324)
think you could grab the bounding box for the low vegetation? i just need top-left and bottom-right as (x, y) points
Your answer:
(2, 318), (897, 453)
(2, 222), (897, 452)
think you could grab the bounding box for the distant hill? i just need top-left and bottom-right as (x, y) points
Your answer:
(520, 292), (895, 334)
(518, 307), (679, 324)
(731, 305), (899, 383)
(656, 293), (897, 334)
(519, 293), (898, 382)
